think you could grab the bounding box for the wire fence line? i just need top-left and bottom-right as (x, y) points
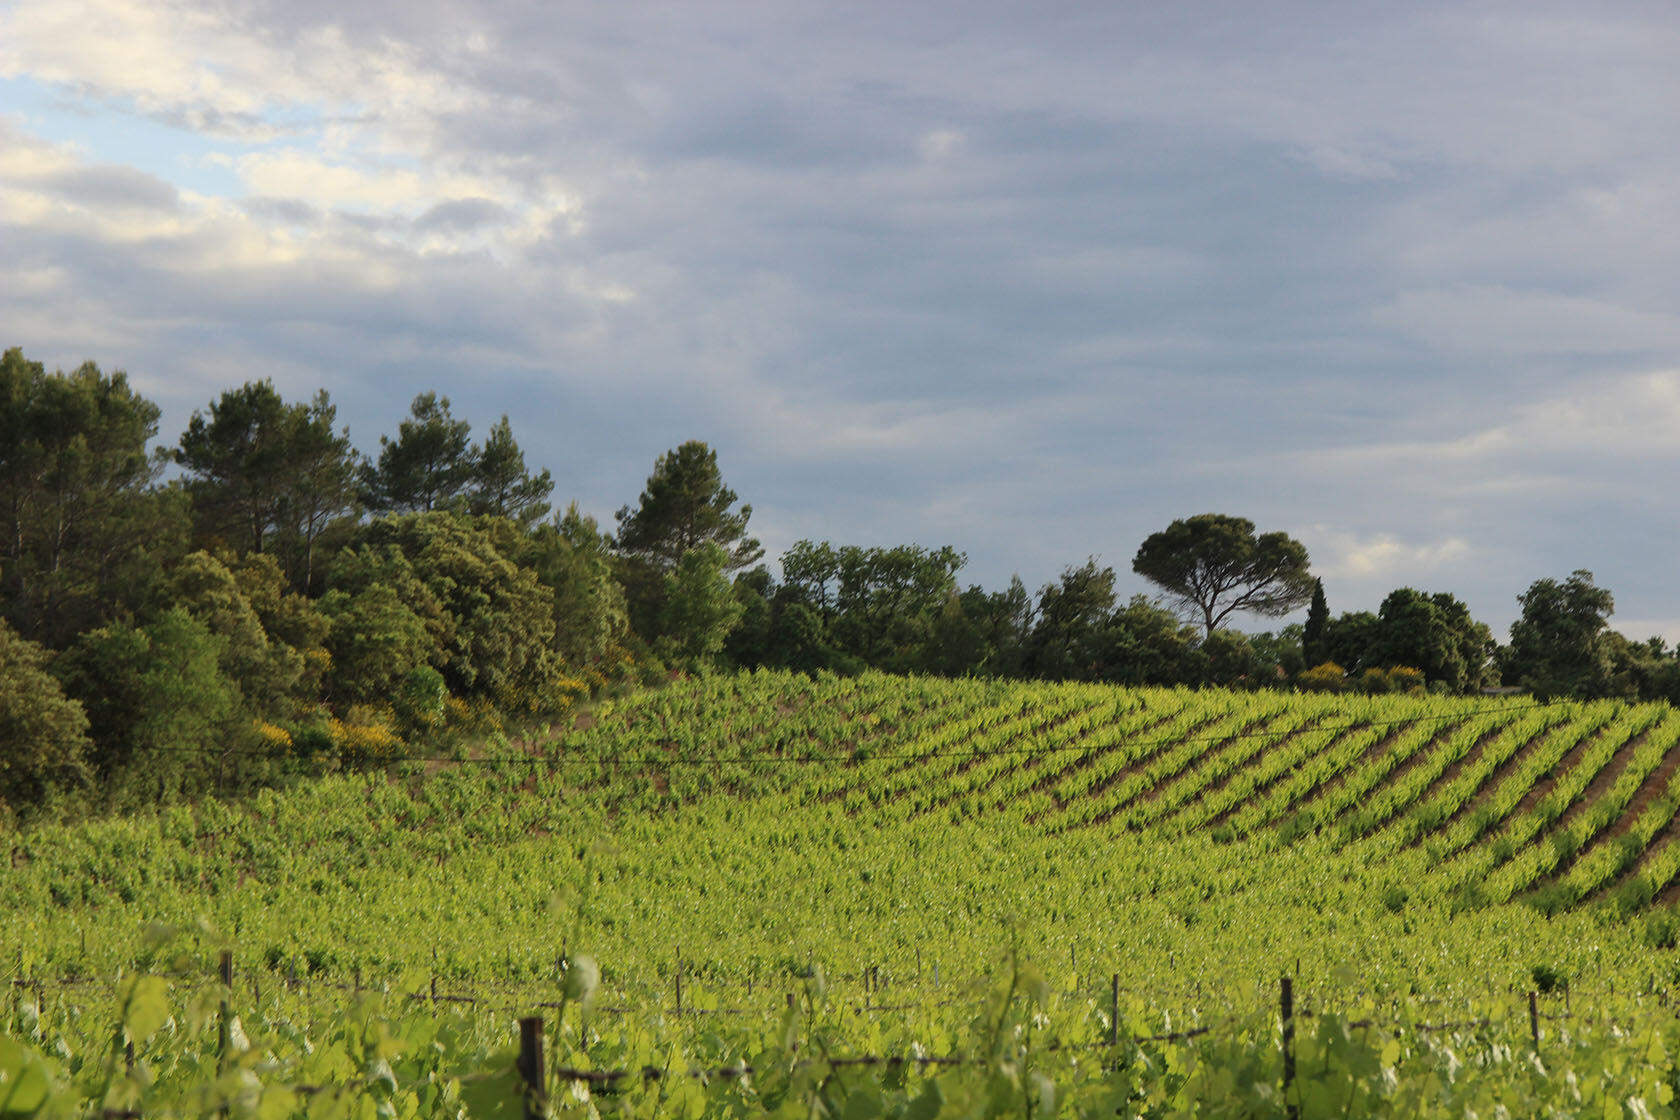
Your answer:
(109, 701), (1567, 770)
(7, 955), (1610, 1039)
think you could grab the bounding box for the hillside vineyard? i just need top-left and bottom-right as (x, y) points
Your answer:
(8, 671), (1680, 1116)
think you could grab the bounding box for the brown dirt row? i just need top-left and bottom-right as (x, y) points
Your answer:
(1198, 723), (1363, 831)
(1509, 717), (1642, 819)
(813, 695), (1033, 804)
(1072, 710), (1291, 829)
(1408, 719), (1513, 813)
(969, 709), (1186, 812)
(1273, 722), (1406, 822)
(911, 700), (1125, 817)
(1290, 718), (1463, 824)
(1342, 719), (1509, 839)
(1599, 729), (1680, 844)
(1134, 712), (1319, 807)
(1016, 707), (1239, 823)
(1014, 709), (1187, 802)
(1592, 813), (1680, 907)
(1528, 727), (1666, 890)
(835, 694), (1121, 814)
(1427, 720), (1573, 837)
(1549, 727), (1662, 847)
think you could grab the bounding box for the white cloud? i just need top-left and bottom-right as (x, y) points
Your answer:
(1310, 528), (1474, 584)
(236, 150), (448, 212)
(1296, 368), (1680, 482)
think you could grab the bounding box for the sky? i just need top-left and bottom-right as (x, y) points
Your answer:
(4, 0), (1679, 641)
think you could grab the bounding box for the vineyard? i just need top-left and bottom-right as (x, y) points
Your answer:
(8, 670), (1680, 1117)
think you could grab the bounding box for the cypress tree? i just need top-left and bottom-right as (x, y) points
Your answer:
(1303, 578), (1330, 667)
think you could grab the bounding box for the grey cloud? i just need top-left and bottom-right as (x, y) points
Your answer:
(6, 0), (1680, 641)
(47, 164), (180, 211)
(240, 196), (321, 225)
(414, 197), (510, 233)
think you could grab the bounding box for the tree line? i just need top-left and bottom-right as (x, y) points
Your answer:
(2, 346), (1675, 823)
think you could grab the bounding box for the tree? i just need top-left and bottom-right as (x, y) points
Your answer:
(361, 392), (477, 514)
(166, 550), (328, 718)
(959, 576), (1034, 678)
(771, 602), (841, 674)
(1101, 596), (1203, 686)
(722, 567), (777, 668)
(1302, 580), (1329, 666)
(515, 504), (632, 676)
(325, 512), (565, 707)
(276, 391), (361, 589)
(1024, 560), (1118, 680)
(1201, 629), (1260, 688)
(469, 415), (554, 528)
(827, 543), (967, 671)
(175, 382), (359, 587)
(1322, 611), (1380, 673)
(780, 540), (841, 618)
(1132, 514), (1314, 637)
(656, 543), (746, 671)
(1600, 632), (1680, 703)
(1367, 588), (1493, 693)
(0, 620), (92, 821)
(614, 441), (761, 572)
(928, 590), (985, 676)
(54, 608), (257, 806)
(1, 348), (183, 647)
(319, 581), (437, 707)
(1249, 625), (1305, 679)
(1505, 570), (1615, 699)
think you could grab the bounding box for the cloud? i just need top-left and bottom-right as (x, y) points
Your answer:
(4, 0), (1680, 645)
(1309, 529), (1475, 584)
(415, 197), (509, 233)
(1372, 286), (1680, 359)
(48, 163), (180, 212)
(1295, 367), (1680, 482)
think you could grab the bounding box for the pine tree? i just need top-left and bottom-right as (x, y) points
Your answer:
(614, 441), (761, 571)
(361, 393), (477, 514)
(469, 415), (553, 528)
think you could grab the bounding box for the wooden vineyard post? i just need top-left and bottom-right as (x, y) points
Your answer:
(1280, 976), (1297, 1120)
(217, 951), (234, 1073)
(1109, 974), (1120, 1047)
(1529, 991), (1540, 1049)
(675, 961), (683, 1016)
(518, 1016), (546, 1120)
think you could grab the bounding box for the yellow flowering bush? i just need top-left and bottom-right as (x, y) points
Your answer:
(1297, 662), (1349, 692)
(254, 721), (293, 751)
(328, 718), (405, 763)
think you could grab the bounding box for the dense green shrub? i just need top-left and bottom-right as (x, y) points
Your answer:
(0, 620), (92, 821)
